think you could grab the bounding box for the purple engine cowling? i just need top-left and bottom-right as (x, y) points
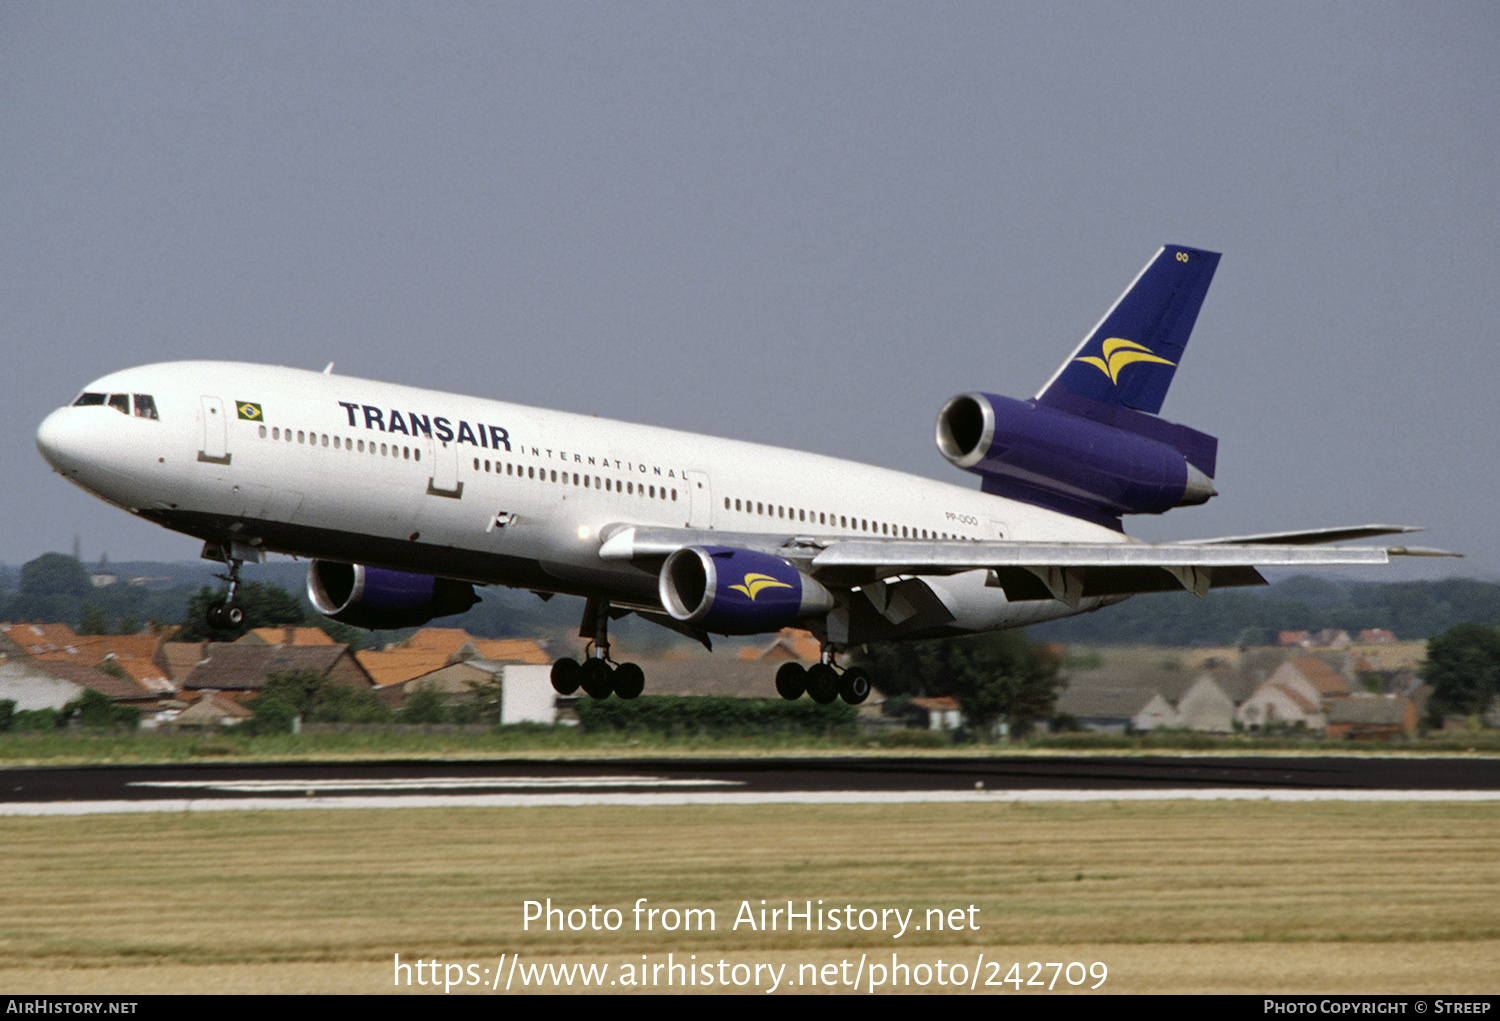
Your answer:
(307, 561), (479, 630)
(936, 392), (1216, 522)
(659, 546), (834, 635)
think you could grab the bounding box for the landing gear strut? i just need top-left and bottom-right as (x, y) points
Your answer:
(774, 646), (871, 705)
(206, 550), (246, 630)
(550, 598), (645, 700)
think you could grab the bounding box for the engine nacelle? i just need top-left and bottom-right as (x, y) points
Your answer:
(659, 546), (834, 635)
(936, 391), (1216, 521)
(306, 561), (479, 630)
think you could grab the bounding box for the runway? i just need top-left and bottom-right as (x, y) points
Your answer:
(3, 755), (1500, 814)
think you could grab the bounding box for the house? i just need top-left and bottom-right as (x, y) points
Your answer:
(454, 637), (550, 666)
(355, 629), (550, 708)
(1325, 696), (1418, 741)
(381, 660), (505, 710)
(1131, 693), (1177, 732)
(907, 696), (963, 731)
(237, 627), (337, 646)
(0, 658), (89, 711)
(172, 692), (254, 728)
(1236, 657), (1352, 732)
(1172, 673), (1239, 733)
(1311, 629), (1352, 649)
(1123, 671), (1240, 734)
(180, 643), (375, 700)
(0, 622), (85, 659)
(737, 629), (822, 663)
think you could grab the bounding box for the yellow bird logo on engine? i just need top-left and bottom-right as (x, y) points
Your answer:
(1076, 338), (1176, 384)
(729, 573), (794, 601)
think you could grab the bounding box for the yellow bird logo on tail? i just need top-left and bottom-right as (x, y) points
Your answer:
(1075, 338), (1176, 385)
(729, 573), (794, 601)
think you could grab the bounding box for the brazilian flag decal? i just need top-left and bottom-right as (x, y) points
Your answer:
(236, 401), (263, 421)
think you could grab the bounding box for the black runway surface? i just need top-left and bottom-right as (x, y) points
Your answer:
(2, 755), (1498, 806)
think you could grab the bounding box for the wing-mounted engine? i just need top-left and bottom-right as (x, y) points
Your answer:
(935, 390), (1217, 529)
(307, 561), (479, 630)
(659, 546), (834, 635)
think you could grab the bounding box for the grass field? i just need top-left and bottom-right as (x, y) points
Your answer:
(1, 800), (1497, 994)
(4, 725), (1500, 765)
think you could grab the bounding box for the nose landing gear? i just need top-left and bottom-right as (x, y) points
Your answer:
(206, 549), (247, 630)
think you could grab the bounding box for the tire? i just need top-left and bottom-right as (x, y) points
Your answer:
(839, 667), (871, 705)
(774, 663), (807, 700)
(550, 658), (581, 695)
(613, 662), (645, 700)
(224, 603), (245, 628)
(805, 663), (839, 705)
(579, 658), (614, 699)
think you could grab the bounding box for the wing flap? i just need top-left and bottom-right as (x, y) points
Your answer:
(1175, 524), (1423, 546)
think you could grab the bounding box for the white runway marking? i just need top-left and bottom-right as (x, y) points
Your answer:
(128, 775), (743, 794)
(4, 787), (1500, 816)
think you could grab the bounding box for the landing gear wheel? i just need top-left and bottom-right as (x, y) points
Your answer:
(206, 601), (242, 630)
(775, 662), (807, 701)
(550, 658), (581, 695)
(613, 662), (645, 700)
(805, 663), (839, 705)
(579, 658), (614, 699)
(839, 667), (871, 705)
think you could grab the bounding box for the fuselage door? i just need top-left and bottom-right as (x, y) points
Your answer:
(426, 435), (463, 499)
(198, 396), (230, 465)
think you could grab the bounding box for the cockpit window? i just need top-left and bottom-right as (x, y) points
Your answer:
(71, 391), (158, 419)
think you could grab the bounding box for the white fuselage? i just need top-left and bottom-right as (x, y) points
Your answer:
(37, 361), (1128, 635)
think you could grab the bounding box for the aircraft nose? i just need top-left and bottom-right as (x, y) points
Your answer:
(36, 407), (81, 474)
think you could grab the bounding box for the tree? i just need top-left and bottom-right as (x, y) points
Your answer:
(78, 604), (110, 636)
(4, 553), (93, 623)
(177, 582), (307, 641)
(398, 686), (449, 724)
(1422, 623), (1500, 724)
(245, 670), (391, 729)
(462, 677), (504, 726)
(60, 688), (140, 730)
(860, 630), (1063, 738)
(945, 632), (1062, 738)
(19, 553), (91, 599)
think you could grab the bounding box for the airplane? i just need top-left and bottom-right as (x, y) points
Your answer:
(35, 244), (1447, 705)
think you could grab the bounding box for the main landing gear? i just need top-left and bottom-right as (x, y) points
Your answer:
(206, 550), (246, 630)
(550, 598), (645, 700)
(773, 651), (871, 705)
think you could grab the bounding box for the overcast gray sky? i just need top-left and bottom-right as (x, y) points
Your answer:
(4, 2), (1495, 579)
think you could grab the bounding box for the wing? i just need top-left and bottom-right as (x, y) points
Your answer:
(598, 523), (1454, 608)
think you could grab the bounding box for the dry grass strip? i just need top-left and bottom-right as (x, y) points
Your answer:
(0, 801), (1495, 993)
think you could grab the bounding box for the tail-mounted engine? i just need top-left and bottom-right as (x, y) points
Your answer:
(936, 390), (1217, 527)
(659, 546), (834, 635)
(307, 561), (479, 630)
